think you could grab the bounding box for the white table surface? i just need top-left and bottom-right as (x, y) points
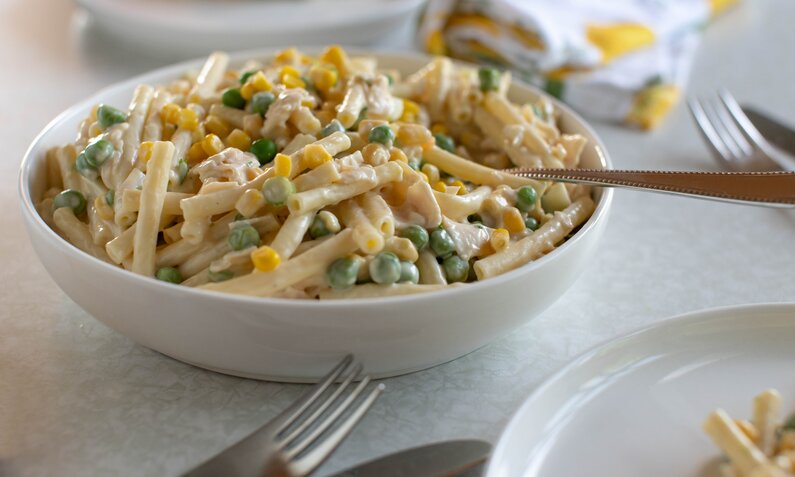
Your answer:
(2, 1), (794, 476)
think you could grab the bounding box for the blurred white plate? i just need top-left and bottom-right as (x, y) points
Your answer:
(486, 303), (795, 477)
(75, 0), (426, 54)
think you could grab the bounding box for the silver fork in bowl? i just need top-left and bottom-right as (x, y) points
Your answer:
(688, 89), (795, 172)
(181, 355), (384, 477)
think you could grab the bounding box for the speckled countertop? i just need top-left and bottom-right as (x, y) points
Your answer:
(2, 1), (795, 476)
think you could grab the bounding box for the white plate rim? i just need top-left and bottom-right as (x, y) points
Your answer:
(484, 301), (795, 477)
(18, 47), (613, 309)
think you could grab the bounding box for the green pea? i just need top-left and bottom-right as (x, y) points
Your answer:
(105, 189), (115, 206)
(368, 124), (395, 145)
(249, 91), (275, 116)
(516, 186), (538, 212)
(222, 88), (246, 109)
(96, 104), (127, 128)
(309, 215), (331, 239)
(239, 70), (256, 84)
(525, 216), (539, 231)
(326, 256), (361, 290)
(175, 159), (189, 184)
(250, 138), (277, 165)
(155, 267), (182, 284)
(53, 189), (86, 215)
(75, 153), (96, 179)
(429, 228), (455, 258)
(433, 133), (455, 153)
(478, 67), (501, 92)
(399, 261), (419, 284)
(84, 138), (114, 168)
(208, 270), (234, 282)
(399, 225), (429, 251)
(369, 252), (401, 285)
(228, 224), (260, 251)
(320, 119), (345, 138)
(261, 176), (295, 206)
(443, 255), (469, 283)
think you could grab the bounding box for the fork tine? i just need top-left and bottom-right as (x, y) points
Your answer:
(718, 89), (771, 151)
(278, 363), (363, 448)
(284, 376), (373, 459)
(269, 354), (354, 434)
(287, 383), (385, 476)
(709, 95), (754, 157)
(688, 98), (736, 169)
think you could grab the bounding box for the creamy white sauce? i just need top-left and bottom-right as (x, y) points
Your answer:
(442, 216), (490, 260)
(193, 148), (259, 185)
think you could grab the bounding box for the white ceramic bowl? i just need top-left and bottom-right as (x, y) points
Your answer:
(18, 50), (613, 382)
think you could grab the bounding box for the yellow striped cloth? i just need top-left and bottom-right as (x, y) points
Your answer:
(419, 0), (738, 130)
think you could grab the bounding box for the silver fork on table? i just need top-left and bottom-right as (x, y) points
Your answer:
(688, 89), (795, 171)
(181, 355), (384, 477)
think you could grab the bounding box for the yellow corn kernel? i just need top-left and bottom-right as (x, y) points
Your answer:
(400, 99), (420, 122)
(201, 134), (225, 156)
(138, 141), (154, 164)
(388, 147), (408, 163)
(503, 207), (526, 234)
(161, 103), (182, 125)
(240, 83), (255, 101)
(430, 123), (448, 135)
(308, 66), (339, 94)
(251, 71), (273, 91)
(274, 47), (299, 64)
(90, 104), (99, 121)
(241, 71), (274, 100)
(282, 75), (306, 89)
(319, 45), (350, 77)
(178, 108), (199, 131)
(225, 129), (251, 150)
(187, 142), (207, 163)
(451, 180), (467, 195)
(251, 245), (281, 272)
(273, 153), (293, 177)
(490, 228), (510, 252)
(204, 115), (231, 138)
(300, 144), (332, 170)
(397, 123), (434, 147)
(432, 181), (447, 193)
(235, 189), (265, 218)
(93, 196), (114, 221)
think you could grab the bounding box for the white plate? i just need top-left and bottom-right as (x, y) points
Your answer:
(75, 0), (426, 55)
(486, 303), (795, 477)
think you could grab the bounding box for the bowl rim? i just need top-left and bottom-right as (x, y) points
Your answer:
(18, 47), (614, 309)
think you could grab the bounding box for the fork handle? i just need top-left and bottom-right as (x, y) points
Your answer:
(507, 169), (795, 207)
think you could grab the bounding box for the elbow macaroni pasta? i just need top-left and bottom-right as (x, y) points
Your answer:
(38, 46), (595, 299)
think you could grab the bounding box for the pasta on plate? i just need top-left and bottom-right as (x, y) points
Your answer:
(704, 389), (795, 476)
(37, 46), (595, 299)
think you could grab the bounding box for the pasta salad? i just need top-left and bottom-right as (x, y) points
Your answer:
(37, 46), (595, 299)
(704, 389), (795, 476)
